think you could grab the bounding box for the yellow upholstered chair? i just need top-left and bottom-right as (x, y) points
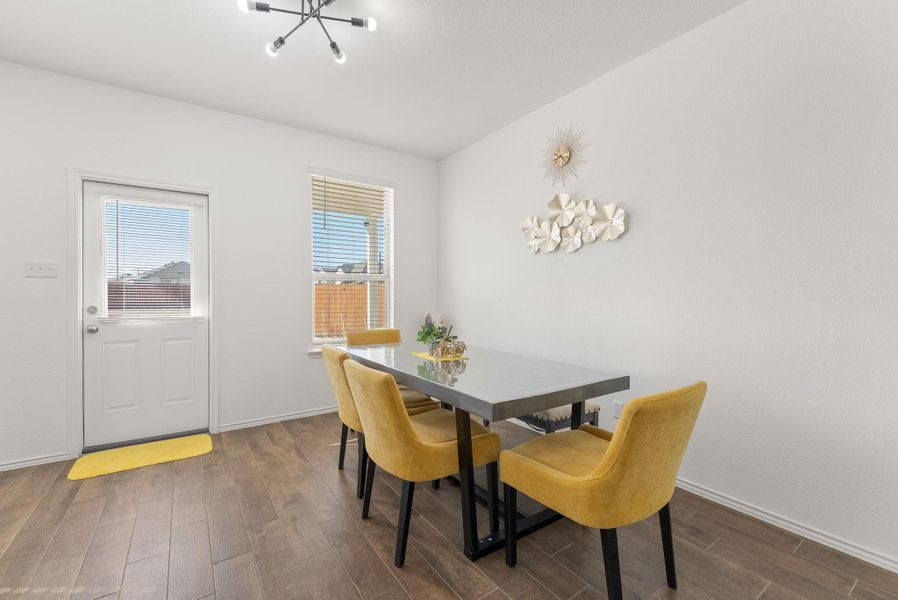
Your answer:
(343, 359), (502, 567)
(322, 346), (437, 500)
(344, 327), (402, 346)
(345, 328), (437, 411)
(501, 382), (707, 600)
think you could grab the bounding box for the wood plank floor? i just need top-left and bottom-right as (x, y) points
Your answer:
(1, 412), (896, 599)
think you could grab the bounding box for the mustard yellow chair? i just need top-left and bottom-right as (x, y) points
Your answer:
(322, 346), (437, 500)
(343, 359), (501, 567)
(344, 327), (402, 346)
(501, 382), (707, 600)
(345, 328), (437, 410)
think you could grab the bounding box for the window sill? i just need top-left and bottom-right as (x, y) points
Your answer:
(308, 338), (349, 357)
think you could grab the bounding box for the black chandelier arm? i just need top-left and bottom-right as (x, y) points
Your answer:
(267, 6), (353, 25)
(276, 0), (330, 42)
(315, 15), (335, 44)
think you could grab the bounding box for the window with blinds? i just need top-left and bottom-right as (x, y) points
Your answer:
(104, 199), (193, 316)
(312, 175), (393, 343)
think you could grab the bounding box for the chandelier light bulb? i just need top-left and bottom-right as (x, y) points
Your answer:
(265, 41), (279, 57)
(237, 0), (253, 14)
(365, 17), (377, 32)
(331, 41), (346, 64)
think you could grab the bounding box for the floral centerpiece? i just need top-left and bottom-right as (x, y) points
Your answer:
(416, 314), (466, 360)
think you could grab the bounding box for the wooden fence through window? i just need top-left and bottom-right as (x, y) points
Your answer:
(314, 282), (385, 339)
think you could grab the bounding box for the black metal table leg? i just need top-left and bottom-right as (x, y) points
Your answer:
(486, 462), (500, 534)
(454, 408), (480, 559)
(570, 401), (585, 430)
(450, 412), (563, 561)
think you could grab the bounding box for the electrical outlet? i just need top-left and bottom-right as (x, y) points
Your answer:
(614, 401), (624, 419)
(24, 261), (60, 278)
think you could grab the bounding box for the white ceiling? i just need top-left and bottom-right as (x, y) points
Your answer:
(0, 1), (745, 158)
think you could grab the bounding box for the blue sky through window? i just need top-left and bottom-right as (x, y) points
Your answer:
(312, 209), (385, 272)
(105, 200), (192, 281)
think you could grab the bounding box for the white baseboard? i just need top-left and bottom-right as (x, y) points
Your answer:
(676, 477), (898, 575)
(0, 451), (71, 472)
(218, 405), (337, 432)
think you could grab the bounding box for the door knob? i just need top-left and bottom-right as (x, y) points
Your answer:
(86, 325), (99, 334)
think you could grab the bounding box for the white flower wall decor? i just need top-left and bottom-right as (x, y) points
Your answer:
(534, 219), (561, 253)
(560, 225), (583, 253)
(521, 216), (542, 253)
(591, 203), (627, 241)
(547, 194), (576, 227)
(522, 196), (627, 254)
(574, 199), (596, 228)
(521, 216), (540, 237)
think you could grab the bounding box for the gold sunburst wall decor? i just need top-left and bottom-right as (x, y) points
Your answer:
(540, 125), (587, 186)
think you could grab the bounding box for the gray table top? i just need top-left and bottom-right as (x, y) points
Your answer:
(340, 342), (630, 422)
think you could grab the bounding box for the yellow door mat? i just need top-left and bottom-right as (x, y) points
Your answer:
(68, 433), (213, 480)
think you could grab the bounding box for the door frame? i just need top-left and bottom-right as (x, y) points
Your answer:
(66, 168), (219, 458)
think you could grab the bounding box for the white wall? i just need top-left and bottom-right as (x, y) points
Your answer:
(439, 0), (898, 570)
(0, 61), (439, 468)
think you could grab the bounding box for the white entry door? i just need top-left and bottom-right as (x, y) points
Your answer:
(82, 181), (209, 449)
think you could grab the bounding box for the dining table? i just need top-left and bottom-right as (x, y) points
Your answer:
(341, 341), (630, 561)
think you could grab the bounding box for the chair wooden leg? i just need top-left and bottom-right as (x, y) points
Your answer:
(338, 424), (349, 470)
(600, 528), (623, 600)
(432, 479), (440, 489)
(504, 484), (517, 566)
(395, 480), (415, 567)
(362, 457), (377, 519)
(659, 503), (677, 589)
(356, 433), (367, 499)
(487, 461), (500, 534)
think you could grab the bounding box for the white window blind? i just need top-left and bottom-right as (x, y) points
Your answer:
(312, 175), (393, 343)
(103, 199), (193, 317)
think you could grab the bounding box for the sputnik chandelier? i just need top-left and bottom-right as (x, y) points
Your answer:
(237, 0), (377, 64)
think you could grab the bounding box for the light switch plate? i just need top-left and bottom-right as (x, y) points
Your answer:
(614, 401), (624, 419)
(24, 261), (60, 278)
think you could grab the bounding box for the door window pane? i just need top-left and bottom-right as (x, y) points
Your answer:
(105, 200), (192, 316)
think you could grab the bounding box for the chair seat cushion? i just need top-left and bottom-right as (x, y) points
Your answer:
(403, 408), (500, 479)
(399, 387), (432, 404)
(400, 388), (438, 416)
(410, 408), (491, 443)
(505, 428), (610, 478)
(406, 404), (438, 416)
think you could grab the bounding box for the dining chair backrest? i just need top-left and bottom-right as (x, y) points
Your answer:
(591, 382), (706, 522)
(345, 328), (402, 347)
(322, 345), (364, 432)
(343, 359), (421, 475)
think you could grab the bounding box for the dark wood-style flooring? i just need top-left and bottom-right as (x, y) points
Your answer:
(0, 412), (896, 599)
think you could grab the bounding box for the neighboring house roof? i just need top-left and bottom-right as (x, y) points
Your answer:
(316, 259), (384, 275)
(137, 260), (190, 280)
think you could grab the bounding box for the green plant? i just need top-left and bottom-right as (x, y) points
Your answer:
(416, 321), (447, 344)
